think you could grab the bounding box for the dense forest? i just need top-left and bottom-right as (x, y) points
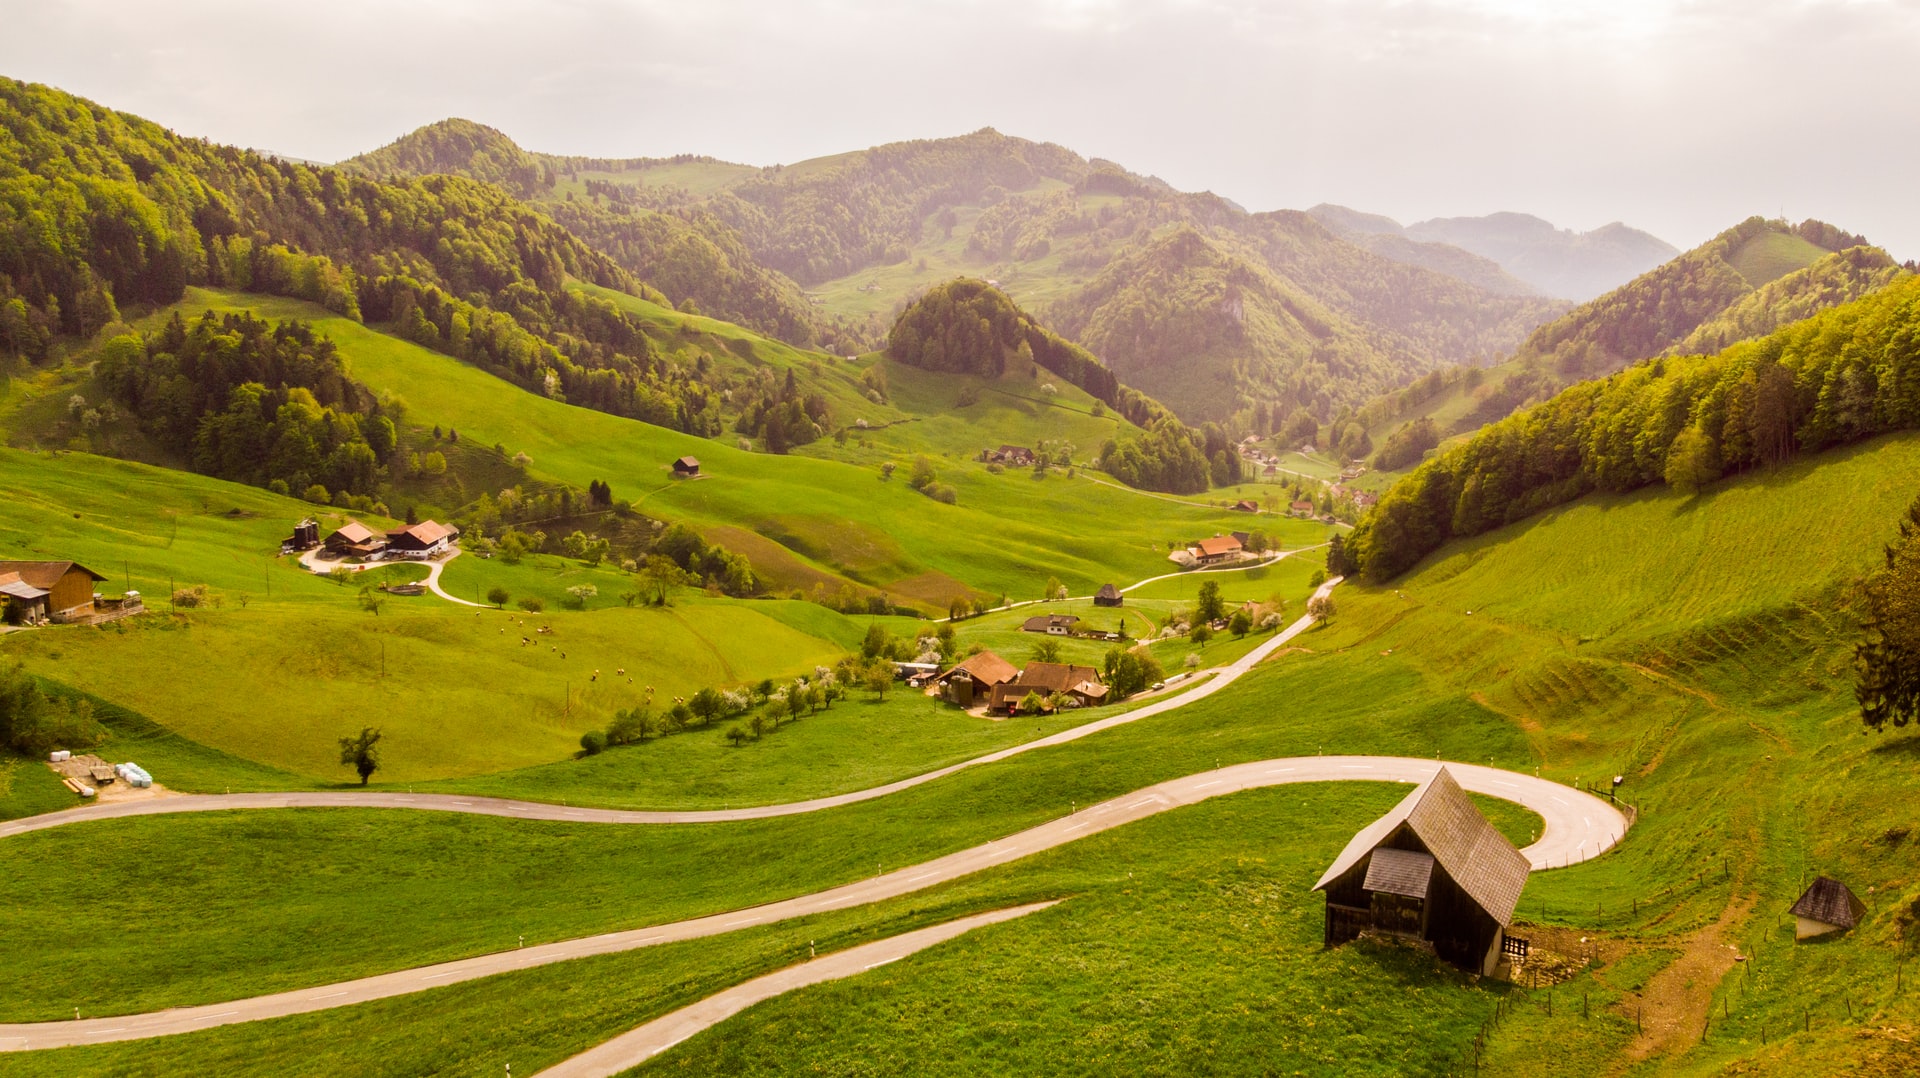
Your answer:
(1349, 275), (1920, 580)
(94, 311), (398, 505)
(887, 279), (1238, 493)
(0, 78), (788, 439)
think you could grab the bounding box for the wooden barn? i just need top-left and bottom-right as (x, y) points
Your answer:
(0, 561), (107, 625)
(931, 650), (1019, 708)
(1313, 767), (1531, 976)
(672, 456), (701, 477)
(1789, 876), (1867, 940)
(1093, 584), (1124, 608)
(385, 520), (458, 557)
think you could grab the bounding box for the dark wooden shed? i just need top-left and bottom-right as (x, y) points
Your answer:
(1790, 876), (1867, 940)
(1313, 767), (1530, 976)
(1093, 584), (1124, 607)
(672, 456), (701, 476)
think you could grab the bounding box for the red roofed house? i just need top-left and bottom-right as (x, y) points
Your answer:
(385, 520), (459, 558)
(324, 520), (386, 558)
(0, 561), (107, 625)
(1189, 535), (1244, 566)
(1289, 500), (1316, 518)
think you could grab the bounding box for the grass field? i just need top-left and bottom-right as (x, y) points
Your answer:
(0, 784), (1541, 1077)
(141, 289), (1294, 607)
(4, 414), (1917, 1072)
(1725, 230), (1828, 288)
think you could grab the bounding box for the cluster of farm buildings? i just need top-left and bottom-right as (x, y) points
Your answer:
(285, 518), (460, 561)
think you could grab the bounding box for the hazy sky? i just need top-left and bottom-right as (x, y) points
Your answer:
(6, 0), (1918, 257)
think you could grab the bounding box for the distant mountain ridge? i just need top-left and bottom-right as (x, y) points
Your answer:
(347, 121), (1567, 426)
(1309, 205), (1678, 301)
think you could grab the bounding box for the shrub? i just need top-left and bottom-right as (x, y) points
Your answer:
(486, 585), (510, 608)
(171, 585), (210, 608)
(517, 597), (545, 613)
(579, 729), (607, 755)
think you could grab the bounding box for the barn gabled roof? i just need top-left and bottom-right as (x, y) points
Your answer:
(939, 650), (1019, 688)
(1095, 583), (1122, 600)
(1789, 876), (1867, 929)
(0, 560), (106, 588)
(329, 520), (379, 544)
(1313, 767), (1531, 926)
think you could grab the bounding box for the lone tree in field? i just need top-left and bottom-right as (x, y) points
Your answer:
(1031, 638), (1063, 663)
(1308, 594), (1337, 623)
(338, 727), (382, 786)
(864, 662), (892, 701)
(1196, 580), (1225, 624)
(1229, 609), (1252, 638)
(1858, 495), (1920, 731)
(486, 585), (510, 609)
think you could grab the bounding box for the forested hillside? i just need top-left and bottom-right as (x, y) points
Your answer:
(885, 278), (1235, 493)
(343, 120), (842, 348)
(1348, 274), (1920, 579)
(0, 79), (871, 444)
(1353, 218), (1910, 449)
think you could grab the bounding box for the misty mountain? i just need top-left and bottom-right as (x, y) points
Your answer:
(1309, 205), (1678, 301)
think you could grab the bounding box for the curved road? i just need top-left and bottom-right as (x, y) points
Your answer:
(2, 579), (1345, 840)
(295, 547), (485, 608)
(0, 756), (1625, 1050)
(532, 903), (1059, 1078)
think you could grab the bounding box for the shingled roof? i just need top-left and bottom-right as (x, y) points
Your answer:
(0, 561), (105, 588)
(1790, 876), (1867, 929)
(1313, 767), (1531, 926)
(939, 650), (1019, 688)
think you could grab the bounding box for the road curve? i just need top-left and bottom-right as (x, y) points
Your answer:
(532, 903), (1058, 1078)
(0, 756), (1624, 1050)
(2, 580), (1344, 840)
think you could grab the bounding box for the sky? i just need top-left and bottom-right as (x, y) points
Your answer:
(5, 0), (1918, 258)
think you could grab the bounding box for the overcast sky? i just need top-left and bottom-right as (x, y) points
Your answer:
(6, 0), (1919, 257)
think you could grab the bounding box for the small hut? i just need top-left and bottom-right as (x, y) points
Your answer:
(1789, 876), (1867, 940)
(1313, 767), (1530, 975)
(672, 456), (702, 477)
(1093, 584), (1124, 608)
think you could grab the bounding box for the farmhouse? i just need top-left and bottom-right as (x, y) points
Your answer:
(1232, 500), (1258, 512)
(1313, 767), (1530, 976)
(673, 456), (701, 476)
(0, 561), (108, 625)
(1189, 535), (1244, 566)
(991, 661), (1105, 713)
(932, 650), (1020, 708)
(324, 520), (386, 558)
(1093, 583), (1124, 608)
(385, 520), (458, 558)
(1021, 613), (1081, 635)
(1289, 500), (1316, 518)
(989, 445), (1036, 467)
(1789, 876), (1867, 940)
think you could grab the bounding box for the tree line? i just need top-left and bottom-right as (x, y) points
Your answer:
(1349, 275), (1920, 580)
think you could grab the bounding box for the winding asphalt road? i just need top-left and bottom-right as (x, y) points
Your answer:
(1, 579), (1345, 840)
(531, 903), (1059, 1078)
(0, 755), (1624, 1051)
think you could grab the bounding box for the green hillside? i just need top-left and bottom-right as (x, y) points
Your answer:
(1351, 274), (1920, 580)
(1351, 218), (1906, 454)
(4, 428), (1914, 1076)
